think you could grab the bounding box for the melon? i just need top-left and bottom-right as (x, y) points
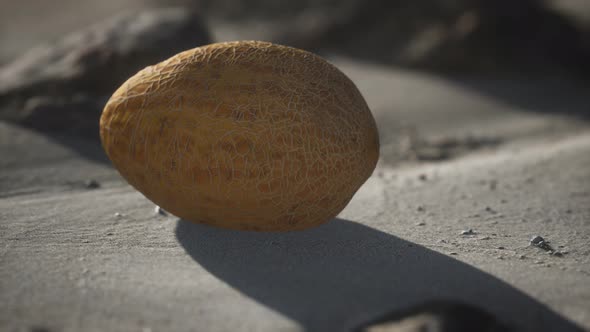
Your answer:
(100, 41), (379, 231)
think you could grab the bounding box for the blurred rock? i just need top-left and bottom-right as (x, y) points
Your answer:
(18, 95), (105, 139)
(196, 0), (590, 75)
(354, 301), (511, 332)
(0, 7), (211, 138)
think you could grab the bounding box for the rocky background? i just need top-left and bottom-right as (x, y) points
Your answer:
(1, 0), (589, 140)
(1, 1), (590, 332)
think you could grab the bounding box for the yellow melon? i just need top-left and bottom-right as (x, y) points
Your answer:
(100, 41), (379, 231)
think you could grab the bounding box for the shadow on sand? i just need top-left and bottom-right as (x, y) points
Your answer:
(175, 218), (583, 332)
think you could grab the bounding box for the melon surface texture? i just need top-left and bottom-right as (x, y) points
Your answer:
(100, 41), (379, 231)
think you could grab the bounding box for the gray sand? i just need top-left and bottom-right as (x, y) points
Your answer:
(1, 2), (590, 330)
(1, 56), (589, 331)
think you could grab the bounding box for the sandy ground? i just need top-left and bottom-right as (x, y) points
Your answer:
(1, 2), (590, 331)
(1, 56), (590, 331)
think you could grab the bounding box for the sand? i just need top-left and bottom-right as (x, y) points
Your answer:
(2, 56), (590, 331)
(1, 2), (590, 331)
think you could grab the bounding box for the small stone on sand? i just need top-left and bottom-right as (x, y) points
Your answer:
(84, 179), (100, 189)
(461, 229), (477, 235)
(530, 235), (545, 245)
(154, 205), (168, 216)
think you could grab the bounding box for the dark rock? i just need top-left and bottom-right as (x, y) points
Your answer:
(84, 179), (100, 189)
(270, 0), (590, 75)
(0, 8), (211, 138)
(530, 235), (545, 245)
(353, 300), (511, 332)
(530, 235), (555, 252)
(16, 95), (105, 139)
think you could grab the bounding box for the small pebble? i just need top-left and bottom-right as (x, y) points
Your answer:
(417, 206), (425, 212)
(500, 199), (507, 204)
(530, 235), (555, 252)
(497, 246), (505, 250)
(154, 205), (168, 216)
(449, 252), (458, 255)
(519, 255), (527, 259)
(416, 222), (426, 226)
(114, 212), (123, 218)
(485, 206), (497, 214)
(461, 229), (477, 235)
(106, 232), (114, 236)
(530, 235), (545, 245)
(418, 174), (427, 181)
(84, 179), (100, 189)
(480, 236), (491, 240)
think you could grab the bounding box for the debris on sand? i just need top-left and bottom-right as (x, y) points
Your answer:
(154, 205), (168, 216)
(530, 235), (547, 247)
(461, 229), (477, 236)
(84, 179), (100, 189)
(485, 206), (497, 214)
(379, 126), (504, 166)
(414, 136), (503, 162)
(530, 235), (565, 256)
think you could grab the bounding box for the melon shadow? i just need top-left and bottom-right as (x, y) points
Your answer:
(175, 218), (583, 332)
